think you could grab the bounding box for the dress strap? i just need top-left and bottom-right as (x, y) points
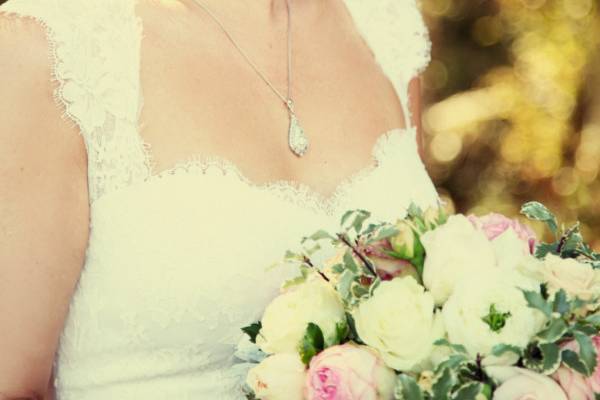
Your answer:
(343, 0), (431, 129)
(0, 0), (149, 204)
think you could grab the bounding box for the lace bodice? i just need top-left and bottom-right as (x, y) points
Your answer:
(0, 0), (438, 398)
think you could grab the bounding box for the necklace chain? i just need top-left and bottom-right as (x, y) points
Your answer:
(191, 0), (293, 106)
(189, 0), (309, 157)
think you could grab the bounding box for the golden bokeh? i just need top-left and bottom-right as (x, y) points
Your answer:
(423, 0), (600, 248)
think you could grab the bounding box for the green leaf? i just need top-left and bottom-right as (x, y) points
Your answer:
(537, 319), (569, 343)
(520, 202), (559, 236)
(284, 250), (304, 261)
(571, 322), (599, 336)
(299, 323), (325, 366)
(352, 211), (371, 233)
(241, 322), (262, 344)
(435, 354), (470, 373)
(407, 203), (424, 219)
(396, 374), (425, 400)
(563, 349), (589, 375)
(332, 320), (349, 345)
(367, 226), (400, 243)
(585, 314), (600, 326)
(434, 338), (468, 355)
(552, 289), (571, 316)
(491, 343), (523, 358)
(432, 368), (457, 400)
(343, 250), (360, 274)
(452, 382), (487, 400)
(523, 290), (553, 318)
(337, 270), (355, 303)
(304, 229), (335, 242)
(523, 342), (561, 374)
(553, 289), (570, 315)
(331, 263), (345, 274)
(352, 283), (370, 299)
(535, 242), (560, 258)
(345, 312), (363, 344)
(341, 210), (355, 227)
(574, 332), (598, 377)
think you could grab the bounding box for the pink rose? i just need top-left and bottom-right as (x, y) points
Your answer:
(553, 367), (595, 400)
(360, 238), (418, 281)
(468, 213), (537, 255)
(553, 336), (600, 397)
(486, 366), (567, 400)
(305, 343), (396, 400)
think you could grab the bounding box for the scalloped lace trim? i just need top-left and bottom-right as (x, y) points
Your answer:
(140, 128), (413, 216)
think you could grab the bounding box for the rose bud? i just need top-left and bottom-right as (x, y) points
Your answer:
(390, 220), (425, 262)
(360, 237), (418, 281)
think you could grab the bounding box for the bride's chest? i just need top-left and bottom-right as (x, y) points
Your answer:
(135, 0), (405, 191)
(58, 132), (438, 360)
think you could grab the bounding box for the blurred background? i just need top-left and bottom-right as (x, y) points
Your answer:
(421, 0), (600, 248)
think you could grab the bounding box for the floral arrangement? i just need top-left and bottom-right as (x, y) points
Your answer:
(237, 202), (600, 399)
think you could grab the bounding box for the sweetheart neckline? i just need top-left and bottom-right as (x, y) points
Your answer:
(129, 0), (418, 216)
(138, 127), (416, 216)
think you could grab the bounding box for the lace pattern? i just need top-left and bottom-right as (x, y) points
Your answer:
(1, 0), (150, 203)
(142, 128), (413, 216)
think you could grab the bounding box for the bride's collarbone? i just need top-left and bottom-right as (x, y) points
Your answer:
(136, 0), (406, 193)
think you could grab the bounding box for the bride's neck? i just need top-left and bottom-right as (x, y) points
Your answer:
(185, 0), (316, 22)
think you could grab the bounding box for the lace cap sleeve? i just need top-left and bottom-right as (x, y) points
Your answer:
(397, 0), (431, 80)
(344, 0), (432, 127)
(0, 0), (150, 204)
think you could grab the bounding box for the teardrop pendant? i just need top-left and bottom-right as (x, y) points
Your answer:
(288, 113), (309, 157)
(286, 99), (309, 157)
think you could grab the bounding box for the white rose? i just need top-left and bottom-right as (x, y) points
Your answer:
(541, 254), (600, 301)
(422, 215), (497, 304)
(442, 270), (546, 359)
(353, 276), (444, 371)
(246, 353), (306, 400)
(257, 277), (346, 354)
(490, 228), (533, 271)
(486, 366), (568, 400)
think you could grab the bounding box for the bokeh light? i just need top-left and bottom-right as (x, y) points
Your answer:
(422, 0), (600, 248)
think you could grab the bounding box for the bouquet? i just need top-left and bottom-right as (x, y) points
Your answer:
(237, 202), (600, 399)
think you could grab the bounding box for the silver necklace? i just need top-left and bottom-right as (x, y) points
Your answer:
(191, 0), (309, 157)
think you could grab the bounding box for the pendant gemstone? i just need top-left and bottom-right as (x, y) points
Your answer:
(288, 113), (309, 157)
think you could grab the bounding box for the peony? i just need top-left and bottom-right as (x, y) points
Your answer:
(422, 214), (497, 304)
(305, 343), (396, 400)
(257, 278), (346, 354)
(553, 367), (595, 400)
(353, 276), (443, 371)
(246, 353), (307, 400)
(442, 270), (546, 359)
(540, 254), (600, 302)
(552, 335), (600, 397)
(468, 213), (537, 255)
(486, 366), (567, 400)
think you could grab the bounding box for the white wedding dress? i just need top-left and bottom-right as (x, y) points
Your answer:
(1, 0), (440, 398)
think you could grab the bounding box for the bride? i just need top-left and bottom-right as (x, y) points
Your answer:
(0, 0), (440, 398)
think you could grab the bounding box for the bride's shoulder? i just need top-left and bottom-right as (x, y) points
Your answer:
(0, 0), (135, 33)
(0, 6), (55, 102)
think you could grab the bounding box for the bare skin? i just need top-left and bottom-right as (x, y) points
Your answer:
(0, 0), (423, 398)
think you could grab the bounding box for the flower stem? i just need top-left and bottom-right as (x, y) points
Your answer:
(303, 255), (330, 282)
(337, 233), (377, 277)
